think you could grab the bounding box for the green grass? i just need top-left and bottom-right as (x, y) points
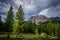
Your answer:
(0, 33), (40, 38)
(0, 33), (58, 39)
(10, 33), (40, 38)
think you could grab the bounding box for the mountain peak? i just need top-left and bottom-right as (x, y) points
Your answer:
(28, 15), (48, 24)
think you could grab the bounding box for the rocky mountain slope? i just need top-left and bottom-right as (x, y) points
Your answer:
(28, 15), (49, 24)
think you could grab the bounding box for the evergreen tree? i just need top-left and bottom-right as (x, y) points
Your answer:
(12, 20), (20, 35)
(5, 6), (13, 32)
(0, 15), (2, 31)
(0, 15), (5, 32)
(16, 5), (24, 33)
(35, 28), (39, 35)
(32, 20), (39, 35)
(47, 21), (54, 36)
(54, 23), (58, 36)
(27, 21), (33, 33)
(56, 23), (60, 37)
(33, 19), (36, 33)
(5, 6), (14, 39)
(0, 16), (1, 22)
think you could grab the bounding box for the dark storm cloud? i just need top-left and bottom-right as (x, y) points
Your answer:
(51, 0), (60, 7)
(0, 0), (16, 15)
(0, 12), (6, 15)
(33, 0), (58, 11)
(0, 0), (14, 5)
(45, 0), (60, 17)
(46, 5), (60, 17)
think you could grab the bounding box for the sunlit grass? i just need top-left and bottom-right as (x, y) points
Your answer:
(10, 33), (40, 38)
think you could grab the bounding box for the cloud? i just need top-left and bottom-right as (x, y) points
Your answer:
(38, 9), (48, 15)
(0, 0), (60, 21)
(46, 5), (60, 17)
(0, 0), (12, 13)
(12, 0), (58, 18)
(23, 1), (37, 14)
(13, 0), (57, 15)
(38, 0), (60, 17)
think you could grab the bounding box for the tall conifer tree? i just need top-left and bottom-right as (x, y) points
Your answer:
(16, 5), (24, 32)
(6, 6), (13, 32)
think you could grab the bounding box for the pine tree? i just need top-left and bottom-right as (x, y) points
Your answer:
(56, 23), (60, 37)
(5, 6), (13, 32)
(16, 5), (24, 33)
(0, 15), (2, 31)
(16, 5), (24, 22)
(33, 20), (39, 35)
(47, 21), (54, 36)
(33, 19), (36, 33)
(12, 20), (20, 35)
(5, 6), (13, 39)
(54, 23), (58, 36)
(0, 16), (1, 20)
(0, 15), (2, 22)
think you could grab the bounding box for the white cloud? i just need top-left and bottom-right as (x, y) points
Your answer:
(24, 1), (37, 13)
(38, 9), (48, 15)
(13, 0), (21, 5)
(1, 15), (6, 22)
(13, 0), (37, 14)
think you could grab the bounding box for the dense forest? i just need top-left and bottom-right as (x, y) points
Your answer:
(0, 5), (60, 38)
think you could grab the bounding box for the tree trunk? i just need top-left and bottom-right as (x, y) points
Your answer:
(7, 32), (10, 40)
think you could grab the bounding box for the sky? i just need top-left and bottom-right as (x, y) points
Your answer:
(0, 0), (60, 21)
